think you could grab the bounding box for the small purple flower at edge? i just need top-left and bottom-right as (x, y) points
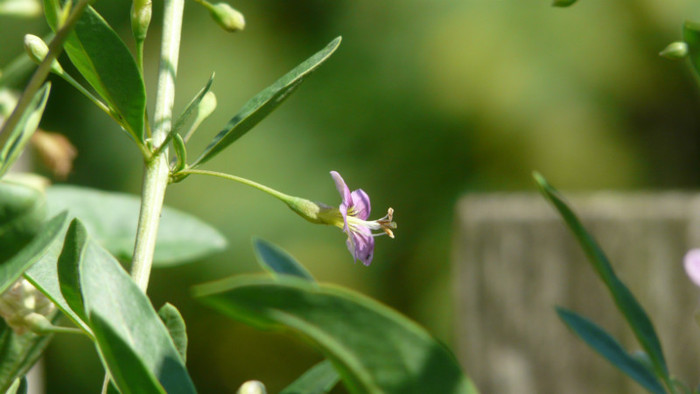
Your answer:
(685, 249), (700, 287)
(330, 171), (396, 266)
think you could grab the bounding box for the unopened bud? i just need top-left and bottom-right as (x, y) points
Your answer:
(0, 279), (55, 335)
(23, 34), (64, 74)
(552, 0), (577, 7)
(659, 41), (688, 60)
(237, 380), (266, 394)
(131, 0), (152, 43)
(206, 2), (245, 32)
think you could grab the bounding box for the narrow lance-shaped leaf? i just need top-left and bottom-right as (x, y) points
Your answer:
(42, 0), (146, 143)
(534, 172), (670, 385)
(163, 74), (215, 150)
(194, 275), (477, 394)
(684, 22), (700, 83)
(158, 303), (188, 362)
(0, 212), (67, 294)
(280, 360), (339, 394)
(57, 219), (195, 394)
(556, 307), (666, 394)
(253, 238), (314, 282)
(0, 83), (50, 177)
(191, 37), (342, 167)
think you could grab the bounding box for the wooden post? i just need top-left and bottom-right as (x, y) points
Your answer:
(453, 192), (700, 393)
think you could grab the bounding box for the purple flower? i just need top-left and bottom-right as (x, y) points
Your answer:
(684, 249), (700, 287)
(330, 171), (396, 266)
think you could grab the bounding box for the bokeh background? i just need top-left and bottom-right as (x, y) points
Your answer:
(3, 0), (700, 392)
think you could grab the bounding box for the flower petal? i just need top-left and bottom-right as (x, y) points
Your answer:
(684, 249), (700, 287)
(346, 226), (374, 266)
(350, 188), (371, 220)
(330, 171), (351, 205)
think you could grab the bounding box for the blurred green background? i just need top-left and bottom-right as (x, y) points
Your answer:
(3, 0), (700, 392)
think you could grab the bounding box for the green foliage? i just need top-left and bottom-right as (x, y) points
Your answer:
(556, 307), (666, 394)
(0, 211), (66, 294)
(194, 274), (476, 394)
(0, 178), (47, 264)
(0, 83), (50, 177)
(46, 185), (227, 266)
(0, 318), (53, 392)
(190, 37), (342, 168)
(280, 360), (339, 394)
(535, 172), (671, 391)
(253, 237), (314, 282)
(57, 219), (195, 393)
(42, 1), (146, 144)
(158, 303), (188, 363)
(24, 234), (92, 335)
(683, 22), (700, 80)
(5, 377), (27, 394)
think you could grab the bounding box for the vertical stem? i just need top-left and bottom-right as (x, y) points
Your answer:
(130, 0), (184, 292)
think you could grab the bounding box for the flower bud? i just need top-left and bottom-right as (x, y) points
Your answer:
(237, 380), (266, 394)
(23, 34), (64, 74)
(0, 279), (55, 335)
(659, 41), (688, 60)
(206, 2), (245, 32)
(131, 0), (152, 43)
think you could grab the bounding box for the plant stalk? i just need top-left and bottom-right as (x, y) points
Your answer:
(130, 0), (184, 292)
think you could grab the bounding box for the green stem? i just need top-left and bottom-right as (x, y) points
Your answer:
(36, 325), (86, 336)
(130, 0), (184, 292)
(177, 168), (294, 202)
(0, 0), (91, 146)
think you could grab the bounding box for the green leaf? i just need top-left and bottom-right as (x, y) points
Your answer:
(5, 376), (27, 394)
(46, 185), (227, 266)
(191, 37), (342, 167)
(280, 360), (339, 394)
(158, 303), (188, 362)
(58, 219), (195, 394)
(57, 220), (88, 323)
(194, 275), (477, 394)
(0, 83), (50, 177)
(684, 22), (700, 82)
(556, 307), (666, 394)
(534, 173), (670, 384)
(43, 1), (146, 143)
(169, 74), (215, 144)
(0, 211), (67, 295)
(0, 314), (58, 392)
(253, 238), (314, 282)
(24, 233), (93, 336)
(552, 0), (577, 7)
(0, 178), (47, 265)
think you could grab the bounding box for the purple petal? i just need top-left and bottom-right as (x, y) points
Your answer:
(346, 226), (374, 266)
(350, 189), (371, 220)
(331, 171), (351, 205)
(685, 249), (700, 287)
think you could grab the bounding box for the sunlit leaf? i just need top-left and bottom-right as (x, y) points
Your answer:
(58, 219), (195, 394)
(0, 83), (50, 177)
(191, 37), (341, 167)
(194, 275), (477, 394)
(43, 1), (146, 143)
